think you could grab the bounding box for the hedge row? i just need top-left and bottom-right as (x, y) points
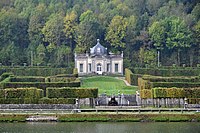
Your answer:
(0, 88), (43, 99)
(125, 68), (133, 84)
(125, 68), (142, 86)
(152, 82), (200, 88)
(38, 97), (75, 104)
(140, 89), (153, 99)
(45, 77), (76, 83)
(0, 67), (73, 76)
(142, 75), (200, 83)
(0, 73), (14, 82)
(132, 68), (200, 77)
(138, 78), (200, 90)
(0, 88), (43, 104)
(47, 87), (98, 98)
(0, 80), (81, 90)
(138, 78), (152, 90)
(10, 76), (45, 82)
(153, 88), (200, 98)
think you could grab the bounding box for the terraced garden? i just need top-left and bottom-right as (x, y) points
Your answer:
(81, 76), (138, 95)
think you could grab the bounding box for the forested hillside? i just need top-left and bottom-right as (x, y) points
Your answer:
(0, 0), (199, 68)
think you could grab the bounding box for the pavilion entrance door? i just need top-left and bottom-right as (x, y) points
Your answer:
(96, 63), (102, 75)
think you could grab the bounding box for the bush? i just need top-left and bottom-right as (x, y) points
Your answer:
(140, 89), (153, 99)
(125, 68), (142, 86)
(0, 72), (14, 81)
(142, 75), (200, 83)
(45, 77), (76, 83)
(73, 68), (78, 77)
(152, 82), (200, 88)
(38, 97), (75, 104)
(10, 76), (45, 82)
(153, 87), (200, 98)
(138, 78), (152, 90)
(1, 80), (81, 90)
(46, 87), (98, 98)
(0, 67), (73, 76)
(132, 68), (200, 77)
(0, 88), (43, 104)
(125, 68), (132, 84)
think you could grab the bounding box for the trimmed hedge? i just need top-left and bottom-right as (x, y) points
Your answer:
(140, 89), (153, 99)
(0, 67), (73, 76)
(38, 97), (75, 104)
(138, 78), (200, 91)
(142, 75), (200, 83)
(47, 87), (98, 98)
(10, 76), (45, 82)
(125, 68), (142, 86)
(45, 77), (76, 83)
(0, 88), (43, 104)
(125, 68), (132, 84)
(153, 88), (200, 98)
(132, 68), (200, 77)
(152, 82), (200, 88)
(0, 72), (14, 81)
(0, 80), (81, 90)
(138, 78), (152, 90)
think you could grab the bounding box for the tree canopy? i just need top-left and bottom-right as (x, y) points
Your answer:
(0, 0), (199, 67)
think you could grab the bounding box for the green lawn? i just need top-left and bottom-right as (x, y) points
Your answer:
(81, 76), (138, 95)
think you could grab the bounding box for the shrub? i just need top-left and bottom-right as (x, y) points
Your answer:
(46, 87), (98, 98)
(132, 68), (200, 77)
(0, 67), (73, 76)
(0, 72), (14, 81)
(125, 68), (132, 84)
(125, 68), (142, 86)
(152, 82), (200, 88)
(153, 87), (200, 98)
(0, 88), (43, 104)
(140, 89), (153, 99)
(73, 68), (78, 77)
(10, 76), (45, 82)
(1, 81), (81, 90)
(138, 78), (152, 91)
(142, 75), (200, 83)
(45, 77), (76, 83)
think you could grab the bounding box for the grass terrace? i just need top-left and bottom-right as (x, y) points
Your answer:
(81, 76), (138, 95)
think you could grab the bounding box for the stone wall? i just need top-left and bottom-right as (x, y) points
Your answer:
(0, 104), (75, 109)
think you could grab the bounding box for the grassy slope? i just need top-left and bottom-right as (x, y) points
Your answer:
(81, 76), (138, 95)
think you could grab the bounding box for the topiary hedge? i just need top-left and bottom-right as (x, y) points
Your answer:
(153, 87), (200, 98)
(140, 89), (153, 99)
(125, 68), (142, 86)
(0, 67), (73, 76)
(132, 68), (200, 77)
(38, 97), (75, 104)
(0, 80), (81, 90)
(125, 68), (132, 84)
(10, 76), (45, 82)
(0, 72), (14, 82)
(138, 78), (152, 90)
(142, 75), (200, 83)
(45, 77), (76, 83)
(138, 77), (200, 91)
(152, 82), (200, 88)
(46, 87), (98, 98)
(0, 88), (43, 104)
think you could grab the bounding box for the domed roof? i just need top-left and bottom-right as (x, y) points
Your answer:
(90, 39), (107, 55)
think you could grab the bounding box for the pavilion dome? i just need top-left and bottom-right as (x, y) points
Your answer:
(90, 39), (107, 55)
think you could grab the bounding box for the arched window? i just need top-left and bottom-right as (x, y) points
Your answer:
(97, 63), (102, 71)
